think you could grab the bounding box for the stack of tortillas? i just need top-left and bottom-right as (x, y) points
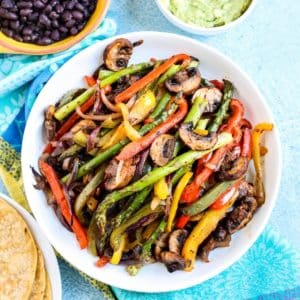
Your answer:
(0, 198), (52, 300)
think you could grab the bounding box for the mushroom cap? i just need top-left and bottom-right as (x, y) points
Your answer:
(103, 38), (133, 71)
(192, 87), (223, 113)
(217, 156), (249, 181)
(179, 122), (218, 151)
(165, 67), (201, 95)
(150, 134), (176, 166)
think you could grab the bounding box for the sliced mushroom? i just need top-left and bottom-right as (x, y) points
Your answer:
(238, 181), (255, 198)
(165, 67), (201, 95)
(225, 196), (258, 234)
(44, 105), (56, 140)
(71, 120), (96, 134)
(103, 38), (133, 71)
(192, 87), (223, 113)
(217, 156), (249, 181)
(179, 123), (218, 151)
(160, 251), (186, 273)
(199, 226), (231, 262)
(150, 134), (176, 166)
(168, 229), (188, 255)
(154, 233), (169, 261)
(104, 156), (139, 191)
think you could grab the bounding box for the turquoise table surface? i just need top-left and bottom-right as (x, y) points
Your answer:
(60, 1), (300, 298)
(0, 0), (299, 299)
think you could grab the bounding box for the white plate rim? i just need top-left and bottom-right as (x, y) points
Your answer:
(0, 192), (62, 299)
(21, 31), (282, 293)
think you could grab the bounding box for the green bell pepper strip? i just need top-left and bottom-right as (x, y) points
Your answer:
(95, 132), (233, 232)
(181, 179), (238, 216)
(54, 87), (96, 121)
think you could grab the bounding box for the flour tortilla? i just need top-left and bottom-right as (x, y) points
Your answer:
(43, 272), (52, 300)
(0, 198), (38, 300)
(30, 247), (47, 300)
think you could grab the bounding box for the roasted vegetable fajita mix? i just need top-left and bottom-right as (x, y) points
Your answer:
(33, 38), (273, 274)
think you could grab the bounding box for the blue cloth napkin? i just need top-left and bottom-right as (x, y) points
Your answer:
(1, 23), (300, 300)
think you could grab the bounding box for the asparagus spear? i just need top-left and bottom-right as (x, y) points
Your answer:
(141, 219), (166, 263)
(112, 186), (153, 227)
(95, 132), (233, 233)
(58, 144), (82, 161)
(146, 92), (171, 121)
(98, 69), (114, 80)
(184, 96), (208, 127)
(61, 103), (178, 183)
(100, 62), (153, 87)
(208, 80), (234, 132)
(54, 87), (96, 121)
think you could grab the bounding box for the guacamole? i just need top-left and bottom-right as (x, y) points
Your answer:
(160, 0), (252, 28)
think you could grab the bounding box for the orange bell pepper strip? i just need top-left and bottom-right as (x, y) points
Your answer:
(95, 256), (110, 268)
(84, 75), (97, 87)
(115, 54), (191, 103)
(39, 161), (88, 249)
(180, 99), (244, 204)
(116, 98), (188, 161)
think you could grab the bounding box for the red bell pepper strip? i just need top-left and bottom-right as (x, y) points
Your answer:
(95, 256), (110, 268)
(240, 118), (252, 129)
(115, 54), (191, 103)
(176, 215), (190, 229)
(241, 127), (252, 159)
(84, 75), (97, 87)
(116, 98), (188, 161)
(210, 180), (242, 209)
(39, 161), (88, 249)
(180, 98), (245, 204)
(210, 80), (224, 91)
(195, 152), (213, 176)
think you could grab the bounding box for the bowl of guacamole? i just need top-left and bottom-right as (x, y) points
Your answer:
(156, 0), (256, 35)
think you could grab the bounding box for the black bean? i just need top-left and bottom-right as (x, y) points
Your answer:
(51, 29), (60, 40)
(28, 12), (39, 21)
(33, 1), (45, 9)
(39, 14), (51, 27)
(13, 34), (23, 42)
(70, 26), (78, 35)
(65, 19), (75, 28)
(0, 8), (17, 20)
(49, 0), (58, 6)
(66, 0), (76, 10)
(59, 26), (68, 33)
(54, 4), (63, 13)
(19, 8), (32, 16)
(75, 3), (84, 12)
(9, 19), (18, 29)
(44, 4), (52, 13)
(72, 10), (83, 21)
(51, 19), (59, 28)
(22, 27), (32, 35)
(49, 11), (59, 19)
(17, 1), (32, 8)
(0, 0), (14, 9)
(23, 35), (32, 42)
(2, 27), (13, 37)
(37, 37), (52, 45)
(2, 19), (8, 27)
(62, 10), (72, 21)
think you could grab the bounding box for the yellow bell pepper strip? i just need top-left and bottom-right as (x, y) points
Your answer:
(129, 90), (156, 125)
(97, 128), (117, 148)
(101, 117), (122, 129)
(167, 171), (193, 232)
(252, 122), (273, 206)
(110, 233), (127, 265)
(101, 124), (127, 149)
(73, 130), (88, 147)
(117, 103), (141, 141)
(154, 177), (169, 200)
(182, 191), (239, 271)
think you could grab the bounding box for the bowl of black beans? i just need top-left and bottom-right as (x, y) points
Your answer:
(0, 0), (110, 54)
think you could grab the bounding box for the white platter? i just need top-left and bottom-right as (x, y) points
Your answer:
(22, 32), (281, 293)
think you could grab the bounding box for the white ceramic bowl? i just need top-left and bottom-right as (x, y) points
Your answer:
(155, 0), (257, 35)
(0, 193), (61, 299)
(22, 31), (281, 293)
